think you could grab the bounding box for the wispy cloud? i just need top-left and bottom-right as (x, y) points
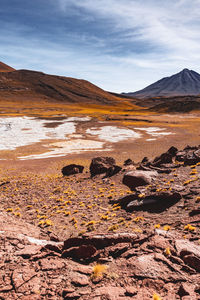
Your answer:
(55, 0), (200, 90)
(1, 0), (200, 92)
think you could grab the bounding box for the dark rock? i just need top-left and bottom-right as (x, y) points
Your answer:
(189, 208), (200, 216)
(153, 152), (173, 166)
(141, 157), (149, 164)
(182, 255), (200, 272)
(175, 145), (200, 165)
(124, 158), (134, 166)
(62, 164), (84, 176)
(178, 283), (195, 297)
(176, 151), (186, 162)
(123, 170), (158, 190)
(126, 191), (181, 212)
(139, 147), (178, 173)
(167, 146), (178, 156)
(62, 244), (97, 260)
(184, 145), (198, 151)
(89, 157), (121, 177)
(152, 147), (177, 167)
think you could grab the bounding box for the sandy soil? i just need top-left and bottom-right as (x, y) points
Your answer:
(0, 109), (200, 300)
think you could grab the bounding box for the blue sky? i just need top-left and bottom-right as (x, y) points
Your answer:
(1, 0), (200, 92)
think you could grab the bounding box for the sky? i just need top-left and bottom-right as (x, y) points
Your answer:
(1, 0), (200, 93)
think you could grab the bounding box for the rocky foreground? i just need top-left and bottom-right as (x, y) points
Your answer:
(0, 145), (200, 299)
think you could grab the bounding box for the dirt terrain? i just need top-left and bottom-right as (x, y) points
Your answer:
(0, 64), (199, 299)
(0, 143), (200, 299)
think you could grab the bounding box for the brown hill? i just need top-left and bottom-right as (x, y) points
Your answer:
(0, 68), (128, 105)
(130, 95), (200, 112)
(0, 61), (15, 72)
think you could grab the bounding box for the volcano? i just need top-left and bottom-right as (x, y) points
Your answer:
(124, 69), (200, 98)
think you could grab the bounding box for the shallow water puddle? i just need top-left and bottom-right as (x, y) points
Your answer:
(0, 116), (76, 150)
(86, 126), (141, 142)
(134, 127), (174, 138)
(0, 117), (175, 159)
(18, 139), (107, 160)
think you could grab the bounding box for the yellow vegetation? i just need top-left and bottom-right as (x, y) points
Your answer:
(154, 224), (161, 229)
(163, 225), (171, 231)
(165, 247), (171, 256)
(92, 264), (107, 278)
(153, 293), (162, 300)
(184, 224), (196, 231)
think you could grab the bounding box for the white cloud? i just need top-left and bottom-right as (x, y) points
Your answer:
(2, 1), (200, 92)
(55, 0), (200, 91)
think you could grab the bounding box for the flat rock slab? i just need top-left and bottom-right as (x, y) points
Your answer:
(94, 286), (126, 300)
(128, 253), (184, 281)
(175, 239), (200, 257)
(12, 267), (40, 294)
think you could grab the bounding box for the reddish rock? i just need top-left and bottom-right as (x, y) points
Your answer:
(123, 170), (158, 190)
(94, 286), (126, 299)
(63, 292), (80, 299)
(12, 267), (40, 294)
(149, 235), (172, 251)
(72, 264), (93, 275)
(175, 239), (200, 257)
(125, 286), (137, 296)
(129, 253), (184, 281)
(16, 245), (42, 258)
(21, 295), (41, 300)
(39, 257), (65, 271)
(71, 273), (89, 286)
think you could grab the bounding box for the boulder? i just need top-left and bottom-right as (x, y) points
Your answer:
(62, 164), (84, 176)
(126, 191), (181, 212)
(90, 157), (121, 177)
(128, 253), (184, 281)
(175, 239), (200, 258)
(175, 145), (200, 165)
(152, 146), (178, 167)
(123, 170), (158, 190)
(124, 158), (134, 166)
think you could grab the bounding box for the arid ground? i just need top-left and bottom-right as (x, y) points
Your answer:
(0, 101), (200, 299)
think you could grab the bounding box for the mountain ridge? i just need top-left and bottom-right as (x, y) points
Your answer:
(0, 65), (128, 105)
(0, 61), (15, 72)
(124, 68), (200, 98)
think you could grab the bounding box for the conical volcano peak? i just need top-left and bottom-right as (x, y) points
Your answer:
(180, 68), (194, 74)
(124, 68), (200, 98)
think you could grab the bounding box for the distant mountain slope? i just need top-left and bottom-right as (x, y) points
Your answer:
(0, 68), (125, 105)
(0, 61), (15, 72)
(124, 69), (200, 98)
